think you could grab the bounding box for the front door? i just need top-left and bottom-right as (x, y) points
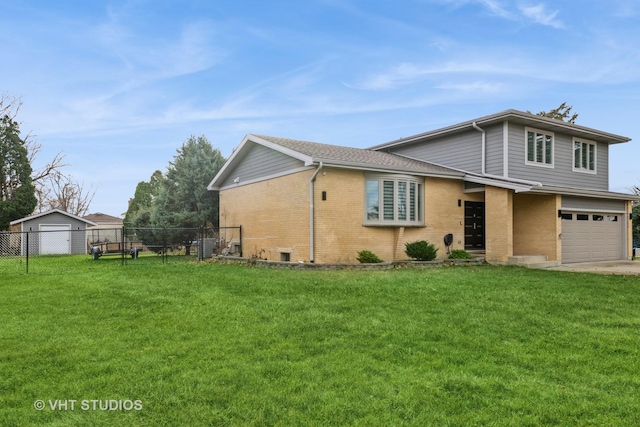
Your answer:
(464, 201), (485, 250)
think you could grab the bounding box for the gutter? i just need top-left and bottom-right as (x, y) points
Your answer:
(309, 162), (323, 263)
(471, 121), (541, 191)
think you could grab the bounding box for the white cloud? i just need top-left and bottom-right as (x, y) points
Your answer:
(518, 3), (564, 29)
(478, 0), (513, 19)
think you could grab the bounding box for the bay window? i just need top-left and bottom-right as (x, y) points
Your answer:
(365, 175), (424, 226)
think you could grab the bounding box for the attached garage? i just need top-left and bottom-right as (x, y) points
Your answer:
(561, 197), (626, 263)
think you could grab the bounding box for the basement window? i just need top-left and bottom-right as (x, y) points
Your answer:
(280, 252), (291, 262)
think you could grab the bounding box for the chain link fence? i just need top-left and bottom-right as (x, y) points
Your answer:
(0, 226), (242, 274)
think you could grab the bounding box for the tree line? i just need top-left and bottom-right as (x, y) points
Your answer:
(0, 94), (225, 235)
(0, 94), (95, 229)
(122, 136), (226, 254)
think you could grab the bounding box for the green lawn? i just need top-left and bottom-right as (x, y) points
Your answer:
(1, 257), (640, 426)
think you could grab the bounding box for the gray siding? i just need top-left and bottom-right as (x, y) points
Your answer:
(388, 129), (483, 174)
(507, 123), (609, 190)
(221, 143), (305, 187)
(21, 212), (87, 231)
(21, 212), (88, 255)
(562, 196), (625, 212)
(485, 123), (505, 176)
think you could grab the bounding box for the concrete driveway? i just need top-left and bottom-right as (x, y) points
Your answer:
(546, 260), (640, 275)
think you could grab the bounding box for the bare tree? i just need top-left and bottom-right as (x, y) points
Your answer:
(37, 172), (96, 216)
(3, 92), (95, 215)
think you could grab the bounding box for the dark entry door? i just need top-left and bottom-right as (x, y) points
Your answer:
(464, 201), (485, 250)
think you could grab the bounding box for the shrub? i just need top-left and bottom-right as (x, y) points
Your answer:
(404, 240), (438, 261)
(356, 250), (383, 263)
(448, 249), (474, 259)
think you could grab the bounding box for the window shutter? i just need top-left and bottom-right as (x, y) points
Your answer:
(383, 181), (394, 220)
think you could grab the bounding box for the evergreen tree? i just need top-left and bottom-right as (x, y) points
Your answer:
(0, 115), (37, 229)
(152, 135), (225, 229)
(150, 136), (225, 254)
(124, 170), (165, 250)
(124, 170), (164, 226)
(531, 102), (579, 123)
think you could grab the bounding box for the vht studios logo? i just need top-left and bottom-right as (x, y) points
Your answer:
(34, 399), (143, 411)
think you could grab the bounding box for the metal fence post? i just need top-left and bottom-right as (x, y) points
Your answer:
(25, 231), (29, 274)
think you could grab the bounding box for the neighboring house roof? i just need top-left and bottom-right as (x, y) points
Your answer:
(83, 212), (123, 225)
(208, 134), (465, 190)
(9, 209), (98, 226)
(370, 109), (631, 150)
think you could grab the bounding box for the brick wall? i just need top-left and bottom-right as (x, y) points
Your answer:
(513, 193), (561, 261)
(219, 168), (472, 263)
(219, 169), (313, 262)
(485, 186), (513, 263)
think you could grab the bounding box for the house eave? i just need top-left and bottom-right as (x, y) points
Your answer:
(207, 134), (314, 191)
(529, 185), (640, 201)
(312, 159), (464, 178)
(370, 109), (631, 150)
(9, 209), (98, 226)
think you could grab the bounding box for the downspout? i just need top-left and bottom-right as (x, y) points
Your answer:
(472, 121), (486, 175)
(309, 162), (323, 263)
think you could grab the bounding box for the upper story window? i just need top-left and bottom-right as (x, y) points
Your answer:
(573, 138), (596, 173)
(365, 174), (423, 226)
(525, 127), (554, 167)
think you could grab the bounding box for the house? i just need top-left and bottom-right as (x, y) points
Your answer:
(9, 209), (97, 255)
(207, 109), (639, 264)
(83, 212), (124, 246)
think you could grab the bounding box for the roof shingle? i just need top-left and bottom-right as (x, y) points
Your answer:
(253, 134), (463, 177)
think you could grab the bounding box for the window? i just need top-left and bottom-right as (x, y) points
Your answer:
(526, 128), (554, 167)
(560, 213), (573, 220)
(593, 215), (604, 221)
(573, 138), (596, 173)
(577, 214), (589, 221)
(365, 175), (423, 226)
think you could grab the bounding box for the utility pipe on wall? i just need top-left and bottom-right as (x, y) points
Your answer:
(309, 162), (323, 263)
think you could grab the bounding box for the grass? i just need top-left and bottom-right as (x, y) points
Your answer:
(1, 257), (640, 426)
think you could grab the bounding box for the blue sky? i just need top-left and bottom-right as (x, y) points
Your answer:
(2, 0), (639, 216)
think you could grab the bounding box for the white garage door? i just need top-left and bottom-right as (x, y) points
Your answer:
(40, 225), (71, 255)
(561, 212), (623, 263)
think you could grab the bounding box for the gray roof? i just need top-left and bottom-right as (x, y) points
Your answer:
(253, 134), (463, 177)
(9, 209), (98, 226)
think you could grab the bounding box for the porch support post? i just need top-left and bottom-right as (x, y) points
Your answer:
(485, 186), (513, 263)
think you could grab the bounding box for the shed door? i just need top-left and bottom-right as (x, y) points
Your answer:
(40, 225), (71, 255)
(561, 212), (623, 263)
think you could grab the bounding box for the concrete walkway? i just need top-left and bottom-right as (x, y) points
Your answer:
(545, 260), (640, 275)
